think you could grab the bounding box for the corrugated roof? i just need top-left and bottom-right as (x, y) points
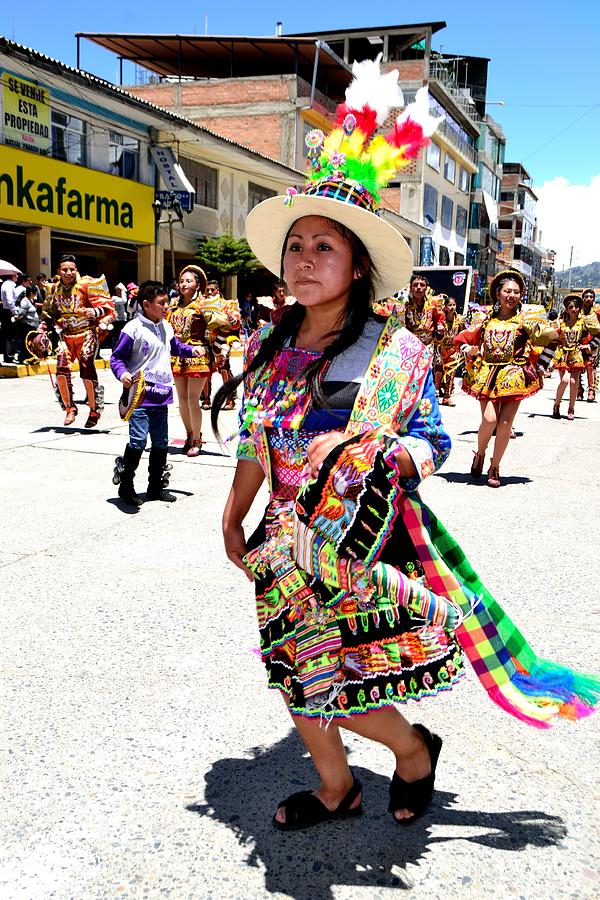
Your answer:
(76, 33), (352, 99)
(0, 36), (303, 178)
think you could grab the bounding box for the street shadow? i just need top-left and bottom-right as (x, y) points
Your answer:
(166, 446), (226, 459)
(458, 430), (524, 438)
(434, 471), (532, 485)
(32, 425), (112, 435)
(526, 412), (585, 421)
(106, 497), (142, 515)
(186, 732), (565, 900)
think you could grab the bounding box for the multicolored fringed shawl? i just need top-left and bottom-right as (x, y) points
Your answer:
(295, 432), (600, 728)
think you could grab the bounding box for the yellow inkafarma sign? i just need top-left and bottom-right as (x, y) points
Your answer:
(0, 145), (154, 243)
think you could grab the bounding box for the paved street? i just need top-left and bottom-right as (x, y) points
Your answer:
(1, 363), (599, 900)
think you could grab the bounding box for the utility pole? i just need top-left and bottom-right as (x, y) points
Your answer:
(567, 245), (574, 289)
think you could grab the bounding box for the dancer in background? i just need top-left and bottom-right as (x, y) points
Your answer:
(456, 271), (558, 487)
(42, 254), (114, 427)
(168, 266), (215, 456)
(436, 294), (463, 406)
(552, 294), (600, 420)
(404, 274), (445, 347)
(201, 280), (241, 411)
(580, 289), (600, 402)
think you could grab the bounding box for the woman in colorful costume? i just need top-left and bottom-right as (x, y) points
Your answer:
(435, 294), (463, 406)
(213, 60), (600, 833)
(168, 265), (218, 456)
(552, 293), (600, 420)
(42, 253), (115, 428)
(455, 272), (557, 487)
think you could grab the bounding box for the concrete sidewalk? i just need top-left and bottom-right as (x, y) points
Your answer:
(1, 368), (599, 899)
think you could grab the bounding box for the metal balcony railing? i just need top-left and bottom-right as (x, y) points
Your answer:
(430, 62), (482, 128)
(436, 119), (478, 166)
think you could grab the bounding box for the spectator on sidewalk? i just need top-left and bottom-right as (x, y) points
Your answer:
(13, 286), (40, 362)
(1, 273), (19, 363)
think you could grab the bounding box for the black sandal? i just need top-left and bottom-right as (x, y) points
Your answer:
(388, 724), (443, 826)
(273, 776), (362, 831)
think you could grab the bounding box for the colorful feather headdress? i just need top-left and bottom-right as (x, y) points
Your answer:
(289, 54), (443, 210)
(245, 55), (443, 301)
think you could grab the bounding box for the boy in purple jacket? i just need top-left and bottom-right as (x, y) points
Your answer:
(110, 280), (201, 507)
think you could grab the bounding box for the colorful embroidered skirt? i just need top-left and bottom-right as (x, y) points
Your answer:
(247, 500), (464, 720)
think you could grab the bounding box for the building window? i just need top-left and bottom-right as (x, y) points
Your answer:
(469, 203), (480, 229)
(441, 195), (454, 230)
(109, 132), (139, 179)
(51, 111), (86, 166)
(500, 191), (514, 202)
(182, 159), (218, 209)
(456, 206), (468, 237)
(454, 252), (465, 265)
(423, 183), (438, 226)
(459, 167), (470, 192)
(439, 246), (450, 266)
(248, 182), (276, 212)
(499, 218), (513, 230)
(426, 141), (441, 172)
(444, 154), (456, 184)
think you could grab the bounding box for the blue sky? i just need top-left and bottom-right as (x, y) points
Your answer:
(4, 0), (600, 265)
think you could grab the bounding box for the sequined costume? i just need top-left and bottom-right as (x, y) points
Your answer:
(554, 314), (600, 372)
(42, 275), (115, 424)
(455, 313), (555, 402)
(204, 293), (240, 375)
(404, 295), (445, 347)
(167, 293), (213, 378)
(437, 314), (464, 401)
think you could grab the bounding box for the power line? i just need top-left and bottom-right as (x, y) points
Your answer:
(521, 100), (600, 162)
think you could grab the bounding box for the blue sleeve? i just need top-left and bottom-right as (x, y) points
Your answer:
(388, 370), (451, 491)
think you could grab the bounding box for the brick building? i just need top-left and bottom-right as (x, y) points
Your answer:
(79, 23), (500, 273)
(497, 162), (545, 300)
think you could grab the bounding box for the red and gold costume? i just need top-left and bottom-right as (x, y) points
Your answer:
(404, 295), (445, 347)
(455, 312), (555, 402)
(42, 275), (114, 425)
(203, 292), (239, 376)
(554, 314), (600, 372)
(168, 293), (212, 378)
(437, 313), (464, 401)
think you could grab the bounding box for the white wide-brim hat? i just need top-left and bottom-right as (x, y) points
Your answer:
(245, 191), (414, 302)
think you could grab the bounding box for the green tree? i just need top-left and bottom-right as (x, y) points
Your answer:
(195, 234), (259, 277)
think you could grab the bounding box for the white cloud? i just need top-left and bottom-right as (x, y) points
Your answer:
(535, 175), (600, 270)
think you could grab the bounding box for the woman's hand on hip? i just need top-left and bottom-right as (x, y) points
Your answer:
(306, 431), (347, 478)
(223, 523), (254, 581)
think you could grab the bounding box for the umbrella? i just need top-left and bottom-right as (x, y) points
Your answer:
(0, 260), (22, 277)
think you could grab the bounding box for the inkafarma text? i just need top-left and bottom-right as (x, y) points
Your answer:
(0, 165), (135, 228)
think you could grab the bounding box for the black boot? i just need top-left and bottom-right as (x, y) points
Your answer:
(146, 447), (176, 502)
(115, 445), (144, 507)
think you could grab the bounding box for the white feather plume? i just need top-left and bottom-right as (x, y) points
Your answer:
(395, 86), (444, 137)
(344, 53), (405, 125)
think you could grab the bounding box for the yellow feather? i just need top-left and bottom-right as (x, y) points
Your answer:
(365, 136), (406, 186)
(324, 127), (367, 160)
